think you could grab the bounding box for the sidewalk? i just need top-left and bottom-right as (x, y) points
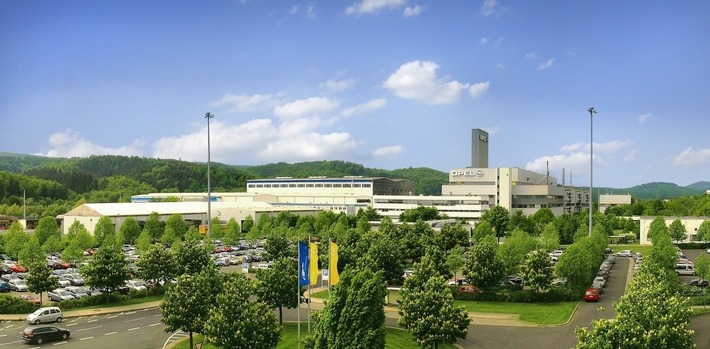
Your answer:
(0, 300), (162, 322)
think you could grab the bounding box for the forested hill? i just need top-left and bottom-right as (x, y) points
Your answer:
(0, 153), (449, 198)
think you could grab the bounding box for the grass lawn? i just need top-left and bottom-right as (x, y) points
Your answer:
(310, 289), (329, 299)
(454, 300), (578, 325)
(66, 294), (163, 310)
(172, 323), (458, 349)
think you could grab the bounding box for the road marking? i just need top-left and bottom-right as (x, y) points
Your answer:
(65, 323), (78, 327)
(149, 322), (161, 327)
(105, 331), (118, 336)
(76, 326), (102, 332)
(79, 337), (93, 341)
(125, 311), (136, 314)
(52, 341), (68, 345)
(128, 327), (140, 331)
(125, 317), (146, 322)
(0, 340), (24, 346)
(0, 335), (6, 338)
(87, 319), (98, 323)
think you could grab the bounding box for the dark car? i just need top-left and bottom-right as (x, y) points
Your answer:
(688, 278), (709, 288)
(0, 281), (10, 293)
(22, 326), (70, 344)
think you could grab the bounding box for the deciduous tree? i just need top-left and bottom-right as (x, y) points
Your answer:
(668, 219), (688, 244)
(161, 271), (220, 349)
(465, 235), (504, 292)
(255, 258), (299, 325)
(119, 217), (141, 245)
(137, 245), (178, 286)
(520, 249), (554, 294)
(81, 236), (130, 302)
(25, 259), (58, 307)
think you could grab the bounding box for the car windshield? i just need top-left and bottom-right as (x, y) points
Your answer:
(31, 309), (43, 316)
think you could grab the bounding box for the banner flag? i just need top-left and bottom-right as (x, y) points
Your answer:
(329, 241), (340, 286)
(298, 241), (310, 287)
(309, 242), (319, 285)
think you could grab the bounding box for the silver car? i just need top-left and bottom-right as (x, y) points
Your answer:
(26, 307), (63, 325)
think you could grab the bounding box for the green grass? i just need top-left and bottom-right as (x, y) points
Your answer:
(172, 323), (458, 349)
(65, 295), (163, 311)
(454, 300), (578, 325)
(310, 289), (329, 299)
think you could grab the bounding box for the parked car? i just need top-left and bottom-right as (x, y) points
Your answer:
(22, 325), (70, 344)
(0, 281), (11, 293)
(688, 278), (709, 288)
(9, 279), (28, 292)
(402, 268), (415, 278)
(675, 264), (696, 276)
(26, 306), (63, 325)
(616, 250), (633, 257)
(48, 289), (75, 302)
(459, 285), (483, 293)
(64, 286), (90, 298)
(591, 279), (605, 293)
(448, 278), (470, 286)
(593, 276), (607, 288)
(64, 274), (85, 286)
(584, 288), (600, 302)
(20, 294), (42, 306)
(126, 280), (147, 291)
(1, 273), (20, 283)
(54, 276), (71, 288)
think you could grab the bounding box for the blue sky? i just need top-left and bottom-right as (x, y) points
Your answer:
(2, 0), (709, 189)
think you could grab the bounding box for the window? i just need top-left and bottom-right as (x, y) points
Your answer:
(315, 184), (323, 188)
(362, 183), (371, 188)
(324, 184), (332, 188)
(280, 184), (288, 188)
(306, 184), (314, 187)
(289, 184), (296, 188)
(333, 184), (342, 188)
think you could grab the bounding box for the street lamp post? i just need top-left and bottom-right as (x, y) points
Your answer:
(588, 107), (597, 236)
(206, 112), (214, 241)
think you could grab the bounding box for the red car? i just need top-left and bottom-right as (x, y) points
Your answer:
(9, 264), (26, 273)
(20, 294), (42, 306)
(459, 285), (483, 294)
(584, 288), (600, 302)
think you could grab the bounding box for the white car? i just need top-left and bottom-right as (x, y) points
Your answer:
(616, 250), (633, 257)
(9, 279), (28, 292)
(126, 280), (147, 291)
(593, 276), (607, 288)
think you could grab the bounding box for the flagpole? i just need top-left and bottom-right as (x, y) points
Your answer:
(308, 236), (311, 334)
(297, 239), (301, 349)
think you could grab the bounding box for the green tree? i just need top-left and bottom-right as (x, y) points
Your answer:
(313, 268), (387, 349)
(81, 236), (130, 302)
(224, 217), (241, 245)
(25, 259), (59, 307)
(471, 221), (494, 245)
(264, 233), (291, 261)
(555, 237), (595, 293)
(668, 219), (688, 244)
(399, 206), (443, 222)
(437, 223), (469, 252)
(508, 210), (536, 236)
(165, 214), (187, 241)
(242, 215), (255, 234)
(144, 211), (164, 242)
(255, 258), (299, 325)
(204, 273), (280, 349)
(209, 216), (224, 241)
(94, 216), (116, 247)
(137, 245), (178, 286)
(464, 235), (504, 292)
(61, 241), (85, 267)
(519, 249), (554, 294)
(161, 226), (178, 246)
(184, 226), (202, 242)
(174, 239), (213, 275)
(41, 235), (64, 255)
(34, 216), (60, 246)
(119, 217), (141, 245)
(4, 222), (29, 259)
(695, 254), (710, 285)
(697, 220), (710, 244)
(531, 208), (555, 236)
(539, 222), (560, 252)
(162, 271), (220, 349)
(497, 228), (538, 277)
(480, 206), (510, 243)
(19, 235), (45, 269)
(446, 245), (467, 279)
(647, 216), (668, 241)
(399, 276), (470, 349)
(72, 227), (95, 251)
(136, 229), (152, 254)
(359, 231), (404, 286)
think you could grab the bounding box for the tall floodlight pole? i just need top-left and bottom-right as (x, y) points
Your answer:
(206, 112), (214, 241)
(588, 107), (597, 236)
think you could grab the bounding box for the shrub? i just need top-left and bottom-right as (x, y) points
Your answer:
(58, 293), (130, 309)
(0, 294), (39, 314)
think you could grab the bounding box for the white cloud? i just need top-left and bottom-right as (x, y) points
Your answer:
(591, 140), (633, 153)
(209, 93), (275, 113)
(638, 113), (651, 123)
(672, 146), (710, 166)
(485, 126), (500, 135)
(345, 0), (408, 15)
(403, 4), (423, 17)
(480, 37), (489, 45)
(496, 63), (505, 70)
(322, 78), (357, 92)
(384, 60), (480, 105)
(480, 0), (497, 16)
(526, 152), (598, 178)
(537, 58), (555, 70)
(624, 149), (637, 162)
(524, 52), (537, 60)
(289, 4), (317, 18)
(468, 81), (490, 97)
(371, 145), (403, 157)
(39, 130), (144, 158)
(259, 132), (360, 161)
(560, 142), (584, 153)
(341, 98), (387, 117)
(274, 97), (340, 119)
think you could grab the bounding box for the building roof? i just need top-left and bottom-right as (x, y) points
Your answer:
(65, 201), (273, 217)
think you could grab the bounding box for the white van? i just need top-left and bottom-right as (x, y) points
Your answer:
(26, 307), (63, 325)
(675, 264), (696, 276)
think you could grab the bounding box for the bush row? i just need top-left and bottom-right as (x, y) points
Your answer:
(0, 294), (38, 314)
(450, 285), (579, 303)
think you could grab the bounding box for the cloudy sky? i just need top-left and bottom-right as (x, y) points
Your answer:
(2, 0), (709, 189)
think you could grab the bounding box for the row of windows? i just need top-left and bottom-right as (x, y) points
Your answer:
(248, 183), (372, 188)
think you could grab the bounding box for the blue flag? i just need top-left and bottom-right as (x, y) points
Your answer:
(298, 241), (310, 287)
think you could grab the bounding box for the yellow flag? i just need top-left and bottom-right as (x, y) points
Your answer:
(329, 241), (339, 286)
(309, 242), (319, 285)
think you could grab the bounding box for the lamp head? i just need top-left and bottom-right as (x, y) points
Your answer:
(587, 107), (597, 115)
(205, 112), (214, 119)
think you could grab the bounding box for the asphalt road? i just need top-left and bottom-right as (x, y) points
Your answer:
(0, 308), (172, 349)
